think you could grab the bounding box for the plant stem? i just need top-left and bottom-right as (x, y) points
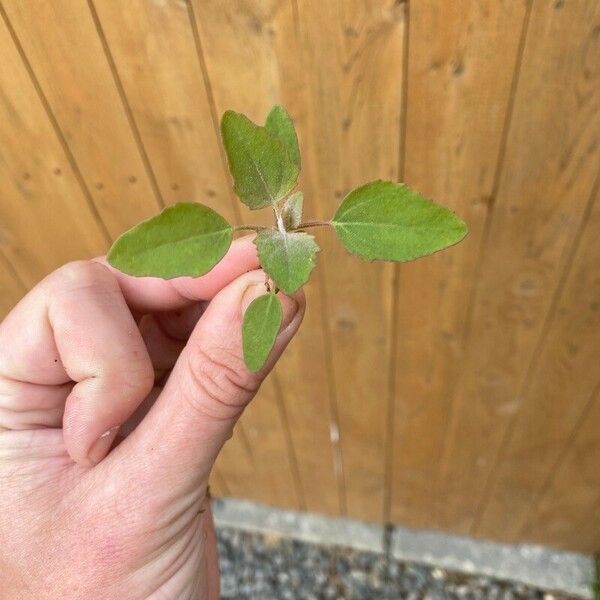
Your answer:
(295, 220), (331, 230)
(233, 224), (269, 232)
(273, 206), (286, 234)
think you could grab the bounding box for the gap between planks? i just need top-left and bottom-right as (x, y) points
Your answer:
(87, 0), (165, 212)
(518, 379), (600, 539)
(434, 0), (535, 517)
(0, 0), (112, 246)
(383, 0), (410, 524)
(470, 166), (600, 535)
(185, 0), (242, 225)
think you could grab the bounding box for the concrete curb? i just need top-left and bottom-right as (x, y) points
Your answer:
(212, 498), (595, 599)
(390, 526), (594, 598)
(213, 497), (383, 554)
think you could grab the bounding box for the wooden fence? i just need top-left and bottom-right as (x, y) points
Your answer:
(0, 0), (598, 553)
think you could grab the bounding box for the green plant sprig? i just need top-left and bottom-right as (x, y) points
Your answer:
(108, 105), (468, 372)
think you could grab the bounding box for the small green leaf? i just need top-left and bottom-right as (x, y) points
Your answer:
(281, 191), (304, 230)
(332, 181), (468, 261)
(265, 105), (301, 170)
(107, 202), (233, 278)
(243, 292), (283, 372)
(221, 110), (299, 209)
(254, 229), (319, 294)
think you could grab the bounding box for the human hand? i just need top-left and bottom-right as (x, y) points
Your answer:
(0, 237), (304, 599)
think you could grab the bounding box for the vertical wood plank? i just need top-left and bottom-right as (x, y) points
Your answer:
(191, 0), (336, 511)
(2, 0), (162, 238)
(520, 383), (600, 553)
(475, 183), (600, 542)
(90, 0), (237, 221)
(91, 0), (264, 497)
(209, 465), (229, 498)
(295, 0), (405, 521)
(0, 253), (25, 319)
(237, 392), (300, 508)
(0, 0), (598, 550)
(438, 0), (600, 534)
(268, 282), (342, 516)
(389, 0), (530, 528)
(214, 431), (258, 499)
(0, 12), (108, 285)
(190, 0), (298, 229)
(568, 498), (600, 554)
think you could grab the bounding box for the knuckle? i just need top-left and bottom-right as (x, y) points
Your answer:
(106, 356), (154, 399)
(184, 344), (260, 422)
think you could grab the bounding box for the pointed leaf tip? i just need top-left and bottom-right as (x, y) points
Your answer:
(107, 202), (233, 278)
(332, 181), (468, 262)
(242, 292), (283, 372)
(265, 105), (301, 170)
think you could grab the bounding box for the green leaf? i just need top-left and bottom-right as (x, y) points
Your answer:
(221, 110), (299, 209)
(242, 292), (283, 372)
(254, 229), (319, 294)
(107, 202), (233, 278)
(332, 181), (468, 261)
(281, 191), (303, 230)
(265, 105), (301, 170)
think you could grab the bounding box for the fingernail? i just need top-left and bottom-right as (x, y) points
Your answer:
(241, 282), (265, 314)
(241, 283), (299, 331)
(87, 426), (119, 466)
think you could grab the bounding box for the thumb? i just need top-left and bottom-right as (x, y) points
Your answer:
(120, 269), (304, 488)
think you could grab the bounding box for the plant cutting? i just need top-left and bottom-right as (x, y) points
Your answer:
(108, 106), (468, 372)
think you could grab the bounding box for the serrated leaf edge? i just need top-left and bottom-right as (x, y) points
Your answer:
(254, 230), (320, 294)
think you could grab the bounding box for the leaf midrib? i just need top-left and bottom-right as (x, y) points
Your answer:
(237, 126), (295, 205)
(333, 221), (462, 232)
(244, 142), (277, 204)
(129, 228), (230, 257)
(249, 294), (280, 370)
(259, 231), (316, 289)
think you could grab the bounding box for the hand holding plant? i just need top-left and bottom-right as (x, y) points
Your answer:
(0, 106), (467, 599)
(108, 106), (467, 371)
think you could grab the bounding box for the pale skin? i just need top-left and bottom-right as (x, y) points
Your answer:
(0, 236), (305, 599)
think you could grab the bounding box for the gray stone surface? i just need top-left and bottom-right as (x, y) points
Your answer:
(212, 498), (595, 599)
(217, 527), (582, 599)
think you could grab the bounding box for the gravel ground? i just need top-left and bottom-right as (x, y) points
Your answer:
(217, 527), (579, 599)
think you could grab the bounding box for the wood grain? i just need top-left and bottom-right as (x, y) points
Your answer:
(294, 0), (406, 522)
(521, 383), (600, 552)
(389, 0), (530, 529)
(2, 0), (162, 239)
(191, 0), (334, 511)
(0, 251), (25, 319)
(92, 0), (270, 496)
(90, 0), (237, 221)
(214, 428), (259, 500)
(475, 182), (600, 543)
(438, 0), (600, 534)
(0, 10), (108, 285)
(209, 465), (229, 498)
(0, 0), (597, 551)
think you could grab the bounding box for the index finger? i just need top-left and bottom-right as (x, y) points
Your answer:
(94, 235), (259, 313)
